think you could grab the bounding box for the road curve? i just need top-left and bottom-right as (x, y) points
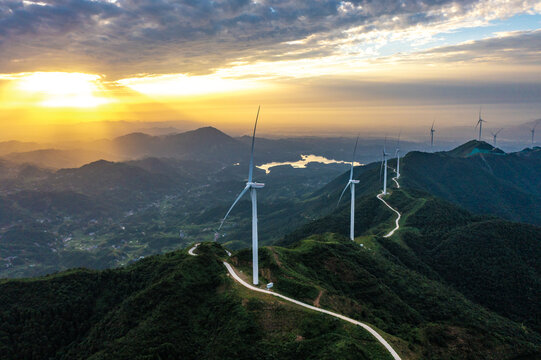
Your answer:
(377, 177), (402, 238)
(188, 243), (200, 256)
(187, 243), (402, 360)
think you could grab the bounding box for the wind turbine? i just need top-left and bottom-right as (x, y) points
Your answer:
(491, 128), (503, 147)
(381, 139), (389, 195)
(476, 108), (486, 141)
(219, 106), (264, 285)
(337, 135), (360, 241)
(395, 133), (401, 179)
(531, 120), (540, 147)
(430, 121), (435, 149)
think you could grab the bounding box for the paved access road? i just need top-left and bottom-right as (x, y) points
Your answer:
(188, 243), (402, 360)
(377, 176), (401, 238)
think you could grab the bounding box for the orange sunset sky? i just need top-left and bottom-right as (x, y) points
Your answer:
(1, 0), (540, 141)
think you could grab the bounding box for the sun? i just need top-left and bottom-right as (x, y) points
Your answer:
(15, 72), (112, 108)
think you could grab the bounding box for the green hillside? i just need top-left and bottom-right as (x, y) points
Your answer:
(234, 231), (540, 359)
(399, 141), (541, 224)
(262, 179), (541, 358)
(403, 205), (541, 331)
(1, 162), (540, 359)
(0, 243), (395, 360)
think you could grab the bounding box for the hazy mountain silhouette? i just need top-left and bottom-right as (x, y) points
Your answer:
(2, 149), (120, 169)
(88, 127), (246, 163)
(0, 140), (43, 156)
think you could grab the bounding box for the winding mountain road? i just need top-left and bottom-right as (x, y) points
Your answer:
(377, 176), (402, 238)
(188, 243), (402, 360)
(188, 243), (200, 256)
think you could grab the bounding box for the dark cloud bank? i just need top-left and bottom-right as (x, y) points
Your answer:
(1, 0), (535, 77)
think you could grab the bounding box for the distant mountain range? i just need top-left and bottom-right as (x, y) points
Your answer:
(1, 137), (539, 275)
(401, 140), (541, 224)
(0, 126), (422, 169)
(0, 127), (244, 168)
(2, 149), (122, 169)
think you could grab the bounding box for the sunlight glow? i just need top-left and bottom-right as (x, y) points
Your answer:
(116, 73), (261, 97)
(15, 72), (112, 108)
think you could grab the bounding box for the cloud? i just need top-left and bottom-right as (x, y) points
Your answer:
(385, 29), (541, 65)
(299, 78), (541, 106)
(0, 0), (539, 77)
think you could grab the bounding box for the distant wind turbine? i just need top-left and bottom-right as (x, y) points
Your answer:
(337, 135), (360, 241)
(476, 108), (486, 141)
(491, 128), (503, 147)
(531, 120), (540, 147)
(381, 139), (389, 195)
(219, 106), (264, 285)
(430, 121), (435, 149)
(395, 133), (401, 179)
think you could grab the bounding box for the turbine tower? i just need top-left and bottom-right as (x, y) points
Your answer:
(430, 121), (435, 149)
(219, 106), (264, 285)
(337, 135), (360, 241)
(531, 120), (540, 147)
(381, 141), (389, 195)
(476, 108), (486, 141)
(491, 128), (503, 147)
(395, 133), (401, 179)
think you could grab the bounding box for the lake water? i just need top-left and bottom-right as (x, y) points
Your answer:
(257, 154), (363, 174)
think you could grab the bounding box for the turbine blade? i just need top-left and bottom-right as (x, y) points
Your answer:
(219, 185), (250, 229)
(350, 135), (359, 180)
(247, 106), (261, 183)
(337, 182), (351, 207)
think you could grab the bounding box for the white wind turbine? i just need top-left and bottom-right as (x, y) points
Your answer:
(219, 106), (264, 285)
(476, 108), (486, 141)
(491, 128), (503, 147)
(395, 133), (401, 179)
(337, 135), (360, 241)
(381, 140), (389, 195)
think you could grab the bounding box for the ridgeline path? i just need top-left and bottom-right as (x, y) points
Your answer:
(377, 173), (402, 238)
(188, 243), (403, 360)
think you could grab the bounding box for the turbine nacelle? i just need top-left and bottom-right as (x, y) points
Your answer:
(247, 182), (265, 189)
(350, 180), (360, 184)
